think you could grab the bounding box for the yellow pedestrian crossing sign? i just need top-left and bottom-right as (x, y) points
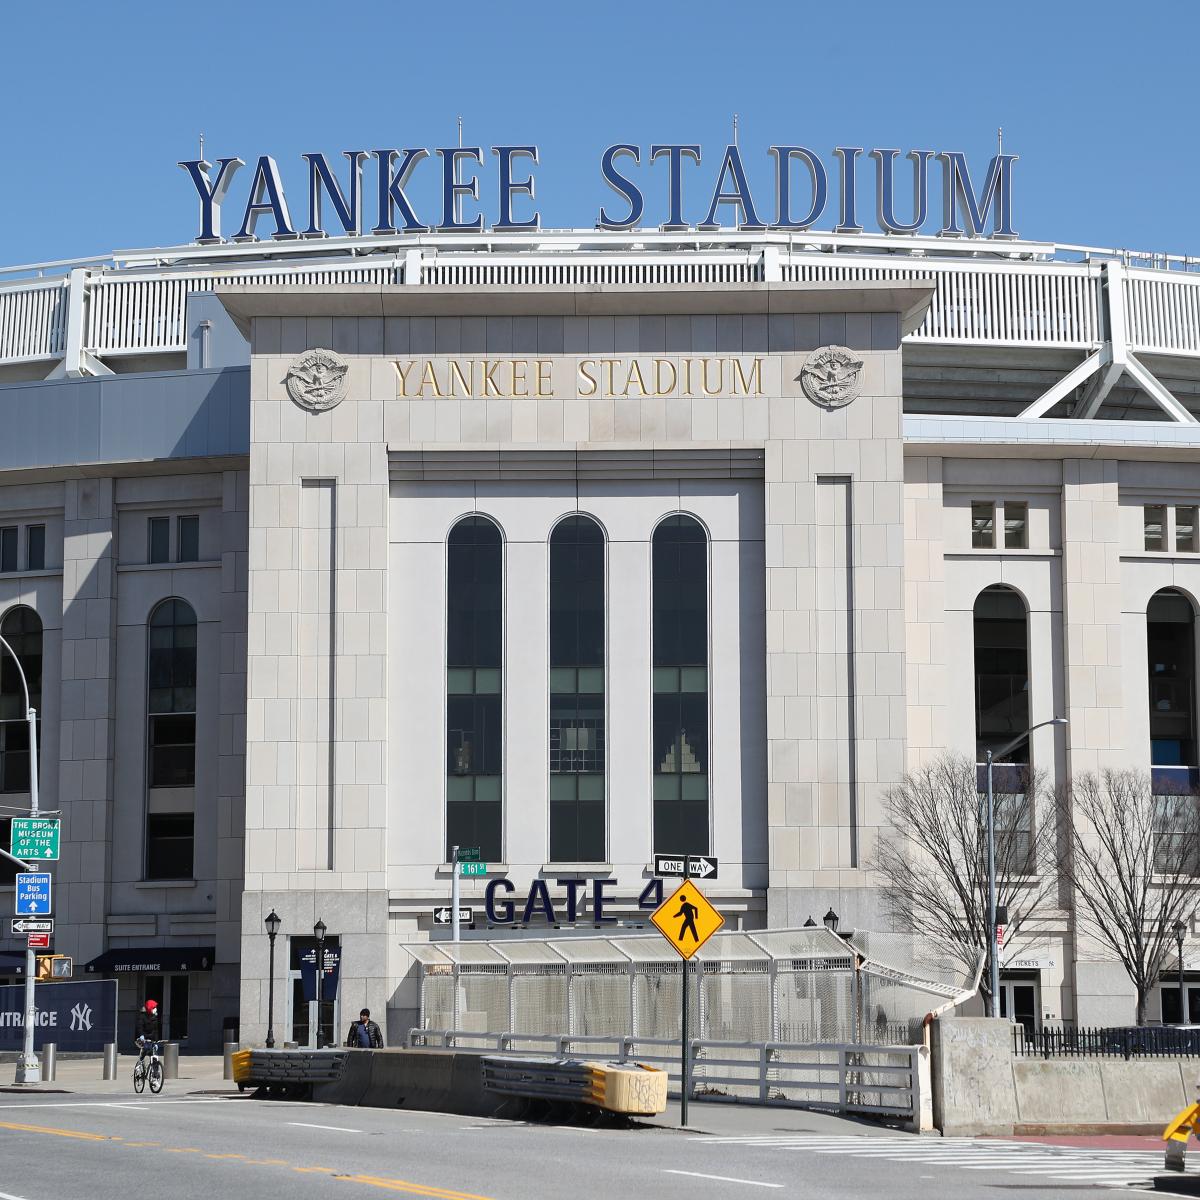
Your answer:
(651, 879), (724, 960)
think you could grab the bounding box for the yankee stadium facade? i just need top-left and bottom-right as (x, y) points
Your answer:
(1, 141), (1199, 1048)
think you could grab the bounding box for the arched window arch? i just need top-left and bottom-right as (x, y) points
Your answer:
(652, 514), (709, 856)
(446, 516), (503, 862)
(0, 606), (42, 794)
(973, 586), (1030, 763)
(549, 515), (605, 862)
(1148, 589), (1197, 770)
(147, 599), (197, 789)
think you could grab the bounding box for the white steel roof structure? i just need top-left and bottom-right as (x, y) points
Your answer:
(3, 229), (1200, 427)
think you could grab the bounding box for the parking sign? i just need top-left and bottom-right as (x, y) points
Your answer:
(15, 873), (51, 916)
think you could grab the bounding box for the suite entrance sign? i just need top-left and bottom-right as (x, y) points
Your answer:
(9, 819), (59, 862)
(651, 880), (724, 1128)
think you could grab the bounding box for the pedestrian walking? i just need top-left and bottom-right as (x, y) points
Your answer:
(345, 1007), (384, 1048)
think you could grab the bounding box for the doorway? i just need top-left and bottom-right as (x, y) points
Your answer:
(142, 973), (190, 1043)
(285, 936), (340, 1048)
(998, 977), (1039, 1036)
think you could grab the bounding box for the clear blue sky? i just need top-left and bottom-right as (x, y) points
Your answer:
(0, 0), (1195, 264)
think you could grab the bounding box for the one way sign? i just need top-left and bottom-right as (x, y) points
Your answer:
(433, 906), (473, 926)
(653, 854), (719, 880)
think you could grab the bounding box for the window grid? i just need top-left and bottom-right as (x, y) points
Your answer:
(970, 502), (995, 549)
(1145, 505), (1167, 552)
(147, 599), (197, 789)
(651, 515), (710, 858)
(26, 525), (45, 572)
(446, 516), (503, 862)
(0, 606), (42, 795)
(0, 528), (16, 574)
(548, 516), (606, 863)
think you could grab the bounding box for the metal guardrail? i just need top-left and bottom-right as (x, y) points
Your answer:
(1013, 1024), (1200, 1059)
(409, 1028), (923, 1120)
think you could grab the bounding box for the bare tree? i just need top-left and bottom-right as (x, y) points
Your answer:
(870, 754), (1059, 1006)
(1057, 770), (1200, 1026)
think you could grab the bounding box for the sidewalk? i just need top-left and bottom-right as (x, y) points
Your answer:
(643, 1098), (915, 1138)
(0, 1054), (230, 1095)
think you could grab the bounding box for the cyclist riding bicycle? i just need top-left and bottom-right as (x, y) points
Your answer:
(135, 998), (161, 1062)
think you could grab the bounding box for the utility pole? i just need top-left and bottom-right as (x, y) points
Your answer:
(1, 632), (41, 1084)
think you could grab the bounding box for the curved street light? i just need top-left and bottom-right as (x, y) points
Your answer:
(0, 632), (41, 1085)
(984, 717), (1068, 1018)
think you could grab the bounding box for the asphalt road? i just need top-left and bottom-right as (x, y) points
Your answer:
(0, 1087), (1175, 1199)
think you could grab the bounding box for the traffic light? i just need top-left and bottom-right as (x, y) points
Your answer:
(35, 955), (52, 981)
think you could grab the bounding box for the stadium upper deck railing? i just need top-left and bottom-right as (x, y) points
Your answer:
(2, 230), (1200, 370)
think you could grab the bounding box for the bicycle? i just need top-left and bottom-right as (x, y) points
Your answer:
(132, 1038), (164, 1094)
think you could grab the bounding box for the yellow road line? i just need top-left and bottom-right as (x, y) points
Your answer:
(335, 1174), (496, 1200)
(0, 1117), (497, 1200)
(0, 1119), (111, 1142)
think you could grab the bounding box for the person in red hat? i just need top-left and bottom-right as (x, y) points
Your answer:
(135, 998), (161, 1064)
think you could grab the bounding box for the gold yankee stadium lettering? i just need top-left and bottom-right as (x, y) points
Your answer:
(392, 356), (764, 399)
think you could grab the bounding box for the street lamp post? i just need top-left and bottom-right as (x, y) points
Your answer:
(984, 716), (1068, 1018)
(264, 909), (280, 1049)
(314, 919), (327, 1049)
(1175, 919), (1188, 1025)
(0, 632), (40, 1085)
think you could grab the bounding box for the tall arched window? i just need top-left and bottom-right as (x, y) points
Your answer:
(446, 516), (503, 862)
(148, 599), (197, 788)
(1148, 589), (1197, 770)
(0, 606), (42, 794)
(652, 514), (709, 856)
(549, 516), (605, 862)
(973, 586), (1030, 763)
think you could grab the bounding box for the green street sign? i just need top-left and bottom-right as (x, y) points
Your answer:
(459, 862), (488, 877)
(10, 818), (60, 862)
(457, 847), (481, 863)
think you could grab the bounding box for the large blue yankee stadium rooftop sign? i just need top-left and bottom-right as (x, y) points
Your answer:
(179, 143), (1017, 244)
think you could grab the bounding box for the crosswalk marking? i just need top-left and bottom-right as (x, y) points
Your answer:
(689, 1134), (1167, 1189)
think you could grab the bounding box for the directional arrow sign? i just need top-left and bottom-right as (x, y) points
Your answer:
(433, 907), (473, 926)
(10, 817), (60, 861)
(686, 855), (719, 880)
(10, 918), (53, 935)
(653, 855), (686, 878)
(15, 873), (51, 916)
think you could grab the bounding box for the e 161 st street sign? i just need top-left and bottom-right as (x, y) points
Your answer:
(9, 818), (60, 861)
(459, 862), (488, 877)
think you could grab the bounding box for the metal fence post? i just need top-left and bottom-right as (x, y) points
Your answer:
(769, 959), (780, 1042)
(759, 1042), (770, 1103)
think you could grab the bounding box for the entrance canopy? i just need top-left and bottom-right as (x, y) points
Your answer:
(84, 947), (215, 974)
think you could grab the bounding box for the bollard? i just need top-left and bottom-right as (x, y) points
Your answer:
(40, 1042), (56, 1082)
(102, 1043), (118, 1080)
(222, 1042), (237, 1080)
(162, 1041), (180, 1079)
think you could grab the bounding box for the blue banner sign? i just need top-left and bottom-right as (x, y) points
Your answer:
(0, 979), (117, 1053)
(298, 945), (341, 1004)
(179, 143), (1017, 244)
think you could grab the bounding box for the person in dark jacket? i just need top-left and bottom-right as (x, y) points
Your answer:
(135, 999), (161, 1062)
(345, 1007), (384, 1048)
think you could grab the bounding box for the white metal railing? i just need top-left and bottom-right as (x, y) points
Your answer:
(86, 259), (401, 356)
(784, 256), (1103, 348)
(0, 229), (1198, 372)
(0, 278), (67, 362)
(1124, 269), (1200, 358)
(407, 1028), (926, 1123)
